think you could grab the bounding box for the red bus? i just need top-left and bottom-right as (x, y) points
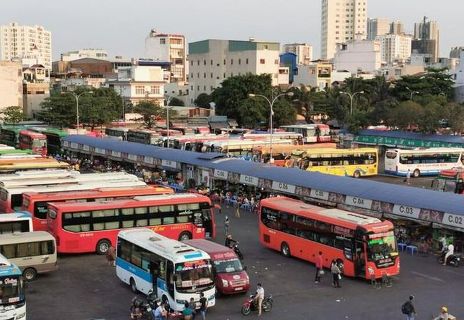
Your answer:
(259, 197), (399, 279)
(22, 185), (174, 231)
(47, 193), (216, 254)
(19, 130), (47, 155)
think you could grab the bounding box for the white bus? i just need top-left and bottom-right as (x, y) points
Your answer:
(0, 254), (26, 319)
(280, 124), (332, 143)
(0, 212), (33, 234)
(384, 148), (464, 177)
(0, 169), (79, 182)
(203, 139), (295, 158)
(116, 229), (215, 311)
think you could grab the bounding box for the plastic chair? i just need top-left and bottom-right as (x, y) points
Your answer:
(397, 243), (407, 252)
(406, 245), (418, 255)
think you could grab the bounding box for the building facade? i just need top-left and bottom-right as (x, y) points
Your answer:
(293, 61), (333, 90)
(367, 18), (390, 40)
(390, 20), (405, 35)
(60, 49), (108, 62)
(282, 43), (313, 65)
(376, 34), (412, 64)
(0, 61), (23, 112)
(144, 30), (187, 83)
(0, 22), (52, 69)
(333, 39), (381, 74)
(321, 0), (368, 60)
(413, 17), (439, 63)
(188, 39), (281, 103)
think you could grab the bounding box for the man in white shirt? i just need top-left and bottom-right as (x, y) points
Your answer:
(443, 243), (454, 266)
(255, 283), (264, 316)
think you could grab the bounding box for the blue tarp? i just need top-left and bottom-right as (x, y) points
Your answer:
(64, 135), (464, 216)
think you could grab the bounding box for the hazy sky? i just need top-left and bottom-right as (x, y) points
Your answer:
(1, 0), (462, 59)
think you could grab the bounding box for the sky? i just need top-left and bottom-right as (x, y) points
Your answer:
(1, 0), (462, 60)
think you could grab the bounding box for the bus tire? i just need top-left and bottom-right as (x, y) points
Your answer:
(353, 170), (361, 178)
(413, 169), (420, 178)
(130, 278), (137, 293)
(178, 231), (192, 241)
(23, 267), (37, 281)
(96, 239), (111, 255)
(281, 242), (291, 257)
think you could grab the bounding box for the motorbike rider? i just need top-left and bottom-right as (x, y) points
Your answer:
(443, 242), (454, 266)
(254, 283), (264, 316)
(225, 234), (237, 248)
(433, 306), (450, 320)
(130, 297), (143, 320)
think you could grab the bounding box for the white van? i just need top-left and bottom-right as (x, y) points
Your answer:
(0, 231), (57, 280)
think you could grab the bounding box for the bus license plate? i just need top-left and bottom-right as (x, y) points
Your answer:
(235, 287), (243, 291)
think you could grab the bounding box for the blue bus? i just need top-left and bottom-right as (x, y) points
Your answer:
(0, 254), (26, 319)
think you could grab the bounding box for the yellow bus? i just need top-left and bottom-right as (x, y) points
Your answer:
(287, 147), (378, 178)
(0, 158), (70, 173)
(252, 143), (337, 166)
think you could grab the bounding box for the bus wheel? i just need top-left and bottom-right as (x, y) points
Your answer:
(281, 242), (291, 257)
(23, 267), (37, 281)
(96, 239), (111, 255)
(413, 169), (420, 178)
(353, 170), (361, 178)
(178, 231), (192, 241)
(130, 278), (137, 293)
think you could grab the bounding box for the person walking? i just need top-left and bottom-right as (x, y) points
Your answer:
(405, 169), (411, 185)
(314, 251), (324, 283)
(106, 245), (116, 266)
(199, 292), (207, 320)
(401, 295), (416, 320)
(331, 260), (342, 288)
(234, 200), (241, 218)
(224, 215), (230, 236)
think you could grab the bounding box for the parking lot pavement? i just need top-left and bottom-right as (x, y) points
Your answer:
(27, 206), (464, 320)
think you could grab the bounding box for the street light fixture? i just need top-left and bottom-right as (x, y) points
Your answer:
(164, 95), (174, 148)
(405, 87), (420, 100)
(248, 91), (294, 164)
(340, 90), (364, 115)
(68, 91), (93, 134)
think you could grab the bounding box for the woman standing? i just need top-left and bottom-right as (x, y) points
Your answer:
(331, 260), (342, 288)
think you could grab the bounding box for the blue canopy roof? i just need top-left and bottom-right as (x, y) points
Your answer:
(64, 135), (464, 215)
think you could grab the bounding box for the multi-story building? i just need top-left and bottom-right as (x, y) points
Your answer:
(145, 29), (187, 83)
(454, 50), (464, 103)
(188, 39), (282, 104)
(367, 18), (390, 40)
(390, 20), (405, 35)
(450, 47), (464, 59)
(333, 38), (381, 74)
(376, 34), (412, 64)
(412, 17), (439, 63)
(22, 64), (50, 118)
(321, 0), (368, 60)
(293, 60), (333, 90)
(0, 22), (52, 69)
(282, 43), (313, 65)
(107, 62), (166, 106)
(0, 61), (23, 112)
(60, 49), (108, 62)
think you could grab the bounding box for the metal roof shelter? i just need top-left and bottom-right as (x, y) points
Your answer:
(63, 135), (464, 231)
(355, 130), (464, 148)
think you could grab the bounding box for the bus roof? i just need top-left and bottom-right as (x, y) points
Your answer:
(19, 130), (46, 139)
(0, 169), (79, 181)
(253, 143), (337, 154)
(261, 197), (384, 230)
(388, 147), (464, 154)
(1, 126), (24, 133)
(204, 139), (295, 148)
(183, 239), (235, 257)
(30, 127), (68, 137)
(118, 229), (210, 264)
(0, 231), (54, 246)
(48, 193), (211, 211)
(293, 147), (378, 155)
(0, 212), (31, 220)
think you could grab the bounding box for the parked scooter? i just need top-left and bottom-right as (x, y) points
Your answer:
(130, 295), (155, 320)
(437, 250), (461, 267)
(232, 241), (244, 260)
(241, 294), (273, 316)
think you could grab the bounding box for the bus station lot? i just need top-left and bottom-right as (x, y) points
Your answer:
(27, 205), (464, 320)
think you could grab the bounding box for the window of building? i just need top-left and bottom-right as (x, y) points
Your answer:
(150, 86), (159, 94)
(238, 58), (241, 65)
(260, 59), (265, 64)
(203, 85), (206, 91)
(135, 86), (144, 95)
(197, 86), (200, 91)
(224, 59), (226, 65)
(160, 39), (166, 44)
(210, 73), (213, 78)
(210, 60), (213, 65)
(231, 59), (233, 65)
(203, 60), (206, 65)
(191, 73), (193, 78)
(204, 73), (206, 78)
(197, 60), (200, 66)
(197, 73), (200, 78)
(246, 58), (249, 64)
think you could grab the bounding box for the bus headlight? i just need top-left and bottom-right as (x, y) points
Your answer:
(222, 279), (229, 287)
(17, 311), (26, 319)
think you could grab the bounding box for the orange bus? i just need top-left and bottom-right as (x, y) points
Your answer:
(259, 197), (399, 280)
(252, 143), (337, 166)
(47, 193), (216, 254)
(22, 185), (173, 231)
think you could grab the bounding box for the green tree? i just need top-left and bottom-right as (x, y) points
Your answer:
(194, 93), (213, 108)
(168, 97), (184, 106)
(388, 101), (423, 130)
(445, 103), (464, 134)
(416, 101), (443, 133)
(133, 101), (165, 128)
(1, 106), (24, 124)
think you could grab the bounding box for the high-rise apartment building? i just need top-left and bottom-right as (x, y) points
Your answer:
(144, 29), (187, 82)
(321, 0), (368, 60)
(390, 20), (405, 35)
(412, 17), (439, 63)
(0, 22), (52, 69)
(376, 34), (412, 64)
(367, 18), (390, 40)
(283, 43), (313, 65)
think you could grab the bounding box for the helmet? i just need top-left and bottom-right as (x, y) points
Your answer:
(441, 306), (448, 313)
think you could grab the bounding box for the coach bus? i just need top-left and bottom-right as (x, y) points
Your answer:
(0, 179), (146, 213)
(259, 197), (399, 280)
(242, 131), (303, 144)
(47, 193), (215, 254)
(203, 139), (295, 159)
(0, 127), (24, 148)
(0, 212), (33, 234)
(384, 148), (464, 177)
(105, 127), (129, 141)
(127, 129), (160, 145)
(280, 124), (332, 143)
(116, 229), (215, 311)
(0, 157), (70, 173)
(0, 254), (26, 319)
(286, 147), (378, 178)
(18, 130), (47, 155)
(0, 148), (33, 158)
(23, 185), (173, 231)
(30, 128), (68, 155)
(252, 143), (337, 166)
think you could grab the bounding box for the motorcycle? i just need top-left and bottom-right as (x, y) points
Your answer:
(241, 294), (273, 316)
(232, 241), (244, 260)
(130, 296), (154, 320)
(437, 250), (461, 267)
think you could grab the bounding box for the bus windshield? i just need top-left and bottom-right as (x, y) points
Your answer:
(213, 258), (243, 273)
(367, 232), (398, 262)
(0, 275), (24, 304)
(175, 259), (214, 293)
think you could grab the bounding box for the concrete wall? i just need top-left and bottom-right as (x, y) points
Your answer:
(0, 61), (23, 111)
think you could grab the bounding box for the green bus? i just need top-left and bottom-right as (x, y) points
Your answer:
(0, 127), (25, 148)
(29, 128), (68, 155)
(0, 149), (32, 157)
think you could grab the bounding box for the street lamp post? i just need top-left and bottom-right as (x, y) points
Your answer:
(248, 91), (294, 164)
(68, 91), (93, 134)
(340, 91), (364, 115)
(164, 95), (173, 148)
(405, 87), (420, 100)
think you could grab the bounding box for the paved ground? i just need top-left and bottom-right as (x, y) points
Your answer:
(27, 200), (464, 320)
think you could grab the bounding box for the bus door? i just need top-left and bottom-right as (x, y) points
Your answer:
(166, 261), (175, 303)
(354, 239), (366, 278)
